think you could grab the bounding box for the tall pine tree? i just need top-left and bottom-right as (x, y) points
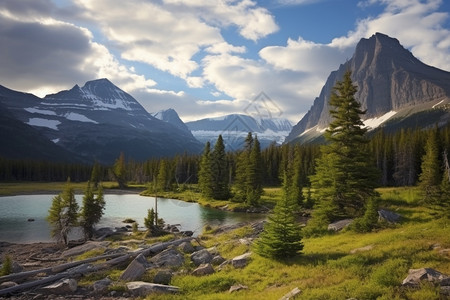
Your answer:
(211, 135), (230, 200)
(309, 71), (380, 232)
(418, 128), (441, 205)
(198, 141), (214, 198)
(246, 135), (263, 206)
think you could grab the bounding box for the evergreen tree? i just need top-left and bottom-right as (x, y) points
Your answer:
(246, 136), (263, 206)
(439, 151), (450, 219)
(80, 182), (105, 240)
(198, 142), (214, 198)
(144, 208), (156, 231)
(47, 178), (79, 245)
(418, 128), (441, 205)
(309, 71), (380, 231)
(290, 145), (305, 207)
(255, 170), (303, 259)
(211, 135), (230, 200)
(90, 161), (101, 188)
(113, 152), (127, 189)
(234, 133), (253, 202)
(156, 159), (170, 192)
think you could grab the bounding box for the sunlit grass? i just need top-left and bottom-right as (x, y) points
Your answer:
(147, 186), (450, 300)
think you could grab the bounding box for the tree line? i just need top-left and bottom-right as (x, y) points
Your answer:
(1, 124), (449, 192)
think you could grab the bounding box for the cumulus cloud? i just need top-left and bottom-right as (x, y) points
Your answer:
(74, 0), (276, 85)
(0, 3), (156, 96)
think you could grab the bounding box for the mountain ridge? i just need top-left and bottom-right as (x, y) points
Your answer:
(286, 32), (450, 143)
(0, 79), (202, 164)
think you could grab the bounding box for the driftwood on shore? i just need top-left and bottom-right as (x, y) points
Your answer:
(0, 236), (195, 296)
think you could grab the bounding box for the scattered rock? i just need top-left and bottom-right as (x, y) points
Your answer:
(0, 282), (18, 289)
(211, 255), (226, 266)
(279, 287), (301, 299)
(192, 263), (215, 276)
(126, 281), (179, 296)
(153, 270), (173, 285)
(350, 244), (374, 254)
(328, 219), (353, 231)
(229, 284), (248, 293)
(190, 249), (213, 266)
(207, 246), (219, 256)
(178, 241), (195, 253)
(120, 253), (150, 281)
(239, 238), (252, 245)
(402, 268), (450, 287)
(40, 279), (77, 294)
(60, 241), (109, 258)
(378, 209), (401, 223)
(228, 283), (248, 294)
(150, 248), (184, 268)
(93, 277), (112, 293)
(231, 252), (251, 268)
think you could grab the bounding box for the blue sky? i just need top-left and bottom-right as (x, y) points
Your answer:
(1, 0), (450, 123)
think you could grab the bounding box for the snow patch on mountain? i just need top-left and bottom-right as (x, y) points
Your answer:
(24, 108), (56, 115)
(27, 118), (60, 130)
(64, 112), (98, 124)
(363, 111), (397, 129)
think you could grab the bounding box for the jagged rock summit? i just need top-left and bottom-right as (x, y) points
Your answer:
(286, 32), (450, 143)
(152, 108), (191, 134)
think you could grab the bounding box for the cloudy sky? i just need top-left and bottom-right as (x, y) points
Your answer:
(1, 0), (450, 123)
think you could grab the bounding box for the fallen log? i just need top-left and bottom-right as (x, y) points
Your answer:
(0, 252), (123, 283)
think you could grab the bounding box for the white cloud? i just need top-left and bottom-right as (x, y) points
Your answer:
(0, 5), (156, 97)
(75, 0), (276, 85)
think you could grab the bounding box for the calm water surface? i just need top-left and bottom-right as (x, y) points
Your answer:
(0, 194), (264, 243)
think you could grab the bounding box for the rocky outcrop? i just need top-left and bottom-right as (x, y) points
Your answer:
(119, 253), (150, 281)
(190, 249), (213, 266)
(229, 284), (248, 293)
(192, 263), (215, 276)
(231, 253), (252, 268)
(328, 219), (353, 231)
(402, 268), (449, 286)
(279, 287), (302, 300)
(149, 248), (184, 268)
(378, 209), (401, 223)
(40, 279), (77, 294)
(153, 270), (173, 285)
(126, 281), (179, 297)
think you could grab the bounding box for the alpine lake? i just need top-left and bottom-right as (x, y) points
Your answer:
(0, 194), (265, 243)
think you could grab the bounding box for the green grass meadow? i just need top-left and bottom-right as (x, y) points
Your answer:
(1, 183), (448, 299)
(153, 187), (449, 300)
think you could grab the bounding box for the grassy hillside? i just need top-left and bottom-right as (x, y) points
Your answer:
(153, 187), (449, 300)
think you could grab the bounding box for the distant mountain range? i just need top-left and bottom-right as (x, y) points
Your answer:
(0, 79), (202, 164)
(286, 33), (450, 143)
(2, 33), (449, 164)
(185, 114), (292, 150)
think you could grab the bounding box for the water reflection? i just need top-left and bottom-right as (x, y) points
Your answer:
(0, 194), (264, 243)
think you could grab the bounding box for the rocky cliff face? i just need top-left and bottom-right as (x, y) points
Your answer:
(286, 33), (450, 143)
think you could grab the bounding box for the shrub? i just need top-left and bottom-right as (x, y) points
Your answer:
(1, 255), (12, 276)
